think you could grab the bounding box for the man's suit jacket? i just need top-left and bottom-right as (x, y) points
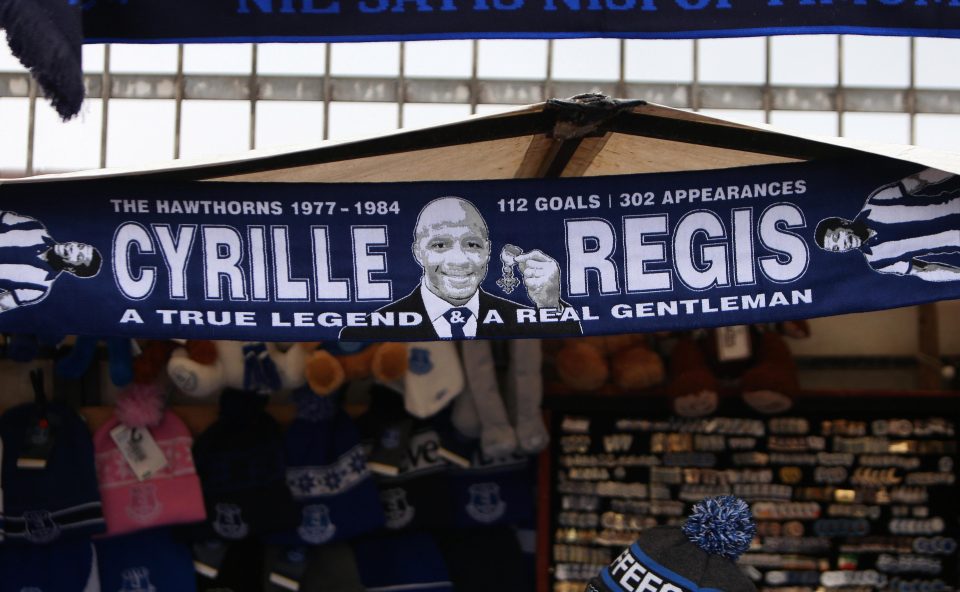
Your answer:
(339, 288), (581, 341)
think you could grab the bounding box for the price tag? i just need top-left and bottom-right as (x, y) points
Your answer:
(109, 425), (168, 481)
(716, 325), (751, 362)
(193, 540), (228, 579)
(268, 573), (300, 591)
(267, 547), (307, 592)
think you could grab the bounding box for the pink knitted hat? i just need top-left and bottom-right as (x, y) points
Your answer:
(93, 385), (206, 537)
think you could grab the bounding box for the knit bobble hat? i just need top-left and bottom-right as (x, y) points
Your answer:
(95, 528), (197, 592)
(274, 387), (384, 546)
(192, 389), (299, 541)
(0, 401), (105, 544)
(93, 384), (206, 536)
(586, 496), (757, 592)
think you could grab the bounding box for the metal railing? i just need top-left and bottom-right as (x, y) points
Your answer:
(1, 37), (956, 176)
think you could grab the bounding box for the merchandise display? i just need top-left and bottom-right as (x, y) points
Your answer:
(3, 5), (960, 591)
(0, 338), (546, 590)
(546, 396), (959, 592)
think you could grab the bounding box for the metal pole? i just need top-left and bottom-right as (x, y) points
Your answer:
(617, 39), (627, 99)
(470, 40), (479, 115)
(398, 42), (406, 129)
(836, 35), (845, 137)
(100, 45), (111, 168)
(26, 77), (37, 176)
(545, 40), (554, 101)
(250, 44), (259, 150)
(323, 43), (332, 140)
(174, 45), (184, 159)
(908, 37), (917, 145)
(764, 37), (772, 124)
(691, 39), (700, 112)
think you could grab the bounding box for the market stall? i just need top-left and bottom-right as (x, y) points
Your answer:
(0, 97), (957, 592)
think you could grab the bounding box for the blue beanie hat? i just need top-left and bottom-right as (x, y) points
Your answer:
(0, 401), (105, 544)
(96, 528), (197, 592)
(449, 451), (534, 529)
(273, 387), (384, 546)
(432, 407), (535, 529)
(353, 532), (453, 592)
(355, 387), (454, 531)
(0, 537), (99, 591)
(191, 389), (299, 541)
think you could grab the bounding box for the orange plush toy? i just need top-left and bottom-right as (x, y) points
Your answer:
(553, 334), (665, 393)
(304, 342), (408, 396)
(668, 322), (809, 417)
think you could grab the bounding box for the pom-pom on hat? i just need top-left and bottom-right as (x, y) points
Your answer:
(114, 383), (166, 428)
(586, 496), (757, 592)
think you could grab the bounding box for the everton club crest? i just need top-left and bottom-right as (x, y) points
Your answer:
(212, 503), (249, 540)
(408, 347), (433, 375)
(119, 567), (157, 592)
(23, 510), (60, 544)
(126, 483), (162, 524)
(381, 488), (415, 529)
(297, 504), (337, 544)
(465, 482), (507, 524)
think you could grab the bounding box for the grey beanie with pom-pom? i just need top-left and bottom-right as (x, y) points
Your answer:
(585, 496), (757, 592)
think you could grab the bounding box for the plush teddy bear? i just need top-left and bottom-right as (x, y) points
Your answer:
(303, 341), (408, 396)
(551, 334), (665, 393)
(668, 322), (809, 417)
(166, 340), (311, 398)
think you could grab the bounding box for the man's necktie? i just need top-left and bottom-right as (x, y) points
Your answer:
(443, 307), (474, 339)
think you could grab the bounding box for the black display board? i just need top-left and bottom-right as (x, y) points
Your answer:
(542, 394), (960, 592)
